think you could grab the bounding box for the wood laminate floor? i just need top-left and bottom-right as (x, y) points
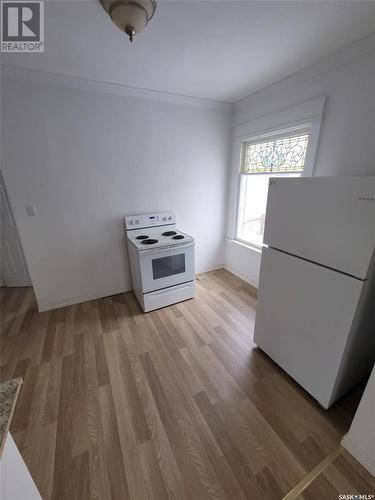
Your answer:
(0, 269), (374, 499)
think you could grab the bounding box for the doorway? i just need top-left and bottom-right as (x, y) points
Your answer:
(0, 171), (32, 287)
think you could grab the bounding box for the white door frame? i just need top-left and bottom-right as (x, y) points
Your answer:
(0, 170), (32, 287)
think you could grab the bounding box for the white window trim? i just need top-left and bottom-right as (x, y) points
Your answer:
(226, 97), (325, 247)
(236, 125), (311, 249)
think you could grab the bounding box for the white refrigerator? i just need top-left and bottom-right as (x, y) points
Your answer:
(254, 177), (375, 409)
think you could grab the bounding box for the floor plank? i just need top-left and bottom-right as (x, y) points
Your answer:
(0, 269), (372, 499)
(298, 450), (375, 499)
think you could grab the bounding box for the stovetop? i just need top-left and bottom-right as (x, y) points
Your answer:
(127, 225), (194, 251)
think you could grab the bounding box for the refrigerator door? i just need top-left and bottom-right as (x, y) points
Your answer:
(254, 247), (364, 408)
(263, 177), (375, 279)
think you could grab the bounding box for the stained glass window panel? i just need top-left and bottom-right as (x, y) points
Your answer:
(243, 133), (309, 174)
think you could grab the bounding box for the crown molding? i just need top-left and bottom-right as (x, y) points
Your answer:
(235, 32), (375, 110)
(1, 64), (232, 112)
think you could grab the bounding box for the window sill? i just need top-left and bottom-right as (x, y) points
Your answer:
(226, 238), (263, 254)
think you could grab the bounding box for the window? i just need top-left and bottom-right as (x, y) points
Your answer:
(236, 129), (310, 247)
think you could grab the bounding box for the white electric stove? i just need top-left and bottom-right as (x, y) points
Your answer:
(125, 212), (195, 312)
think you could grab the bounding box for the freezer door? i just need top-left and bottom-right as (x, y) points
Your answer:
(264, 177), (375, 279)
(253, 247), (364, 408)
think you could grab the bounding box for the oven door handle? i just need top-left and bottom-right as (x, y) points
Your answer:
(138, 241), (195, 256)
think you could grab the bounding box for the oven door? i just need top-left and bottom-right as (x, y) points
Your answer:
(138, 242), (195, 293)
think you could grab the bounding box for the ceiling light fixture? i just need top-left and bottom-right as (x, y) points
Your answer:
(100, 0), (156, 43)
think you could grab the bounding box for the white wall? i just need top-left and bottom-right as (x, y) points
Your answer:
(342, 365), (375, 476)
(0, 69), (3, 289)
(1, 79), (231, 310)
(224, 240), (261, 289)
(225, 37), (375, 286)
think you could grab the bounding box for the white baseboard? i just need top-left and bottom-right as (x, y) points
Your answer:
(38, 287), (132, 312)
(10, 284), (31, 287)
(196, 265), (224, 275)
(224, 264), (259, 289)
(37, 265), (230, 312)
(341, 434), (375, 477)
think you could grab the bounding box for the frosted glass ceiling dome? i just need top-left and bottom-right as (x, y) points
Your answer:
(100, 0), (156, 42)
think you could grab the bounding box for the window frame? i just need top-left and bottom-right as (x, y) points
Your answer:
(234, 123), (315, 250)
(226, 97), (325, 254)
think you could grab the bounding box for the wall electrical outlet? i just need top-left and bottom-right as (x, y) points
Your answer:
(26, 205), (38, 216)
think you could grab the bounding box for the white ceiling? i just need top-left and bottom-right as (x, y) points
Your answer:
(2, 0), (375, 103)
